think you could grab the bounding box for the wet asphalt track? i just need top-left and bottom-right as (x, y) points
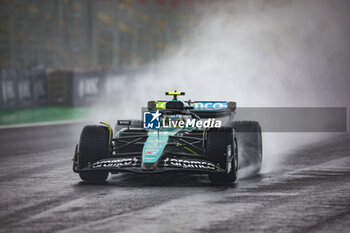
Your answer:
(0, 123), (350, 233)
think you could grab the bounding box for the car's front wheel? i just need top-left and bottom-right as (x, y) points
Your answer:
(78, 125), (110, 183)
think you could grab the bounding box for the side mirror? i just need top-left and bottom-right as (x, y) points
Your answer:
(147, 101), (156, 111)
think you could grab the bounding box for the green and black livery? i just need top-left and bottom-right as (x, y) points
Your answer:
(73, 91), (262, 184)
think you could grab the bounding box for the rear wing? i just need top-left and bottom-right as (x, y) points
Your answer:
(155, 101), (236, 118)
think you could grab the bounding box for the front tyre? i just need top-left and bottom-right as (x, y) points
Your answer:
(78, 125), (110, 183)
(206, 127), (238, 185)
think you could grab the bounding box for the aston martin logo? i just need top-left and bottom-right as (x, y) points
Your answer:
(143, 110), (161, 129)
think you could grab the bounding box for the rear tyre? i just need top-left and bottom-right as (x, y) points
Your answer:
(78, 125), (110, 183)
(232, 121), (262, 174)
(206, 127), (238, 185)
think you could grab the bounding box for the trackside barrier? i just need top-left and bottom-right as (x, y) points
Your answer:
(0, 68), (47, 110)
(0, 69), (18, 110)
(48, 69), (137, 106)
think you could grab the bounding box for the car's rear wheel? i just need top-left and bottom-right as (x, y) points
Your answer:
(78, 125), (110, 183)
(232, 121), (262, 174)
(206, 127), (238, 185)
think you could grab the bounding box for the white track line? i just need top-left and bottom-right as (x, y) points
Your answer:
(0, 119), (86, 129)
(0, 118), (118, 129)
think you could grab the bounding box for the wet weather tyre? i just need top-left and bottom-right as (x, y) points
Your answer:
(206, 127), (238, 185)
(78, 125), (110, 183)
(232, 121), (262, 174)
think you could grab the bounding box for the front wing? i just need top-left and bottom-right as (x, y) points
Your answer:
(74, 156), (226, 174)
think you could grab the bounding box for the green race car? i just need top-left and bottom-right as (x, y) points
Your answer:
(73, 91), (262, 185)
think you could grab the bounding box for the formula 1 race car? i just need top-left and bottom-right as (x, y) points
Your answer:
(73, 91), (262, 185)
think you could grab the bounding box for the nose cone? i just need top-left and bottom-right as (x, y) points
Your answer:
(141, 129), (179, 170)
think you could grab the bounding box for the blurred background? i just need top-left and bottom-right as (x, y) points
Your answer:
(0, 0), (195, 70)
(0, 0), (199, 121)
